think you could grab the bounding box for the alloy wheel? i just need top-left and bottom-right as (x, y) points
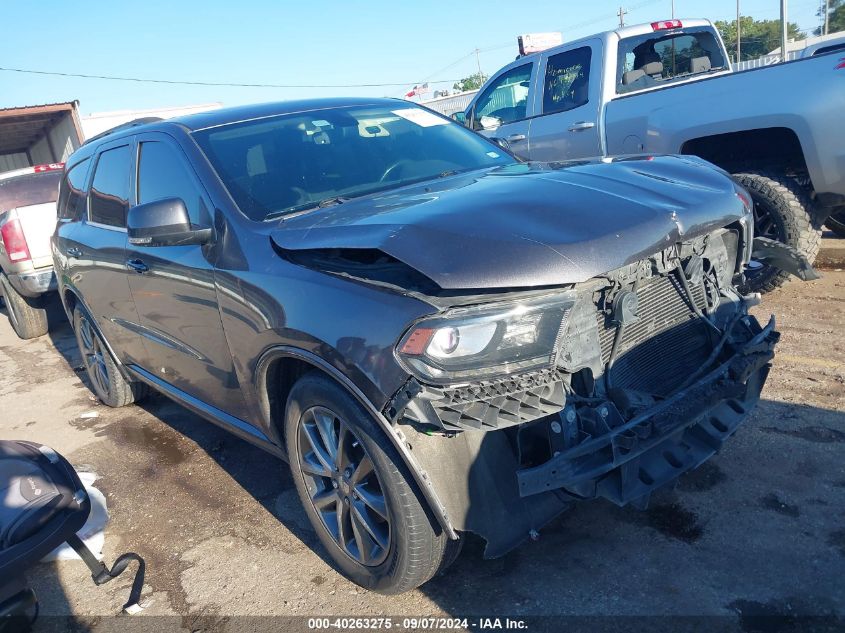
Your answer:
(78, 315), (110, 397)
(296, 406), (390, 566)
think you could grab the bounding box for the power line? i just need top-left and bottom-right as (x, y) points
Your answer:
(0, 66), (461, 89)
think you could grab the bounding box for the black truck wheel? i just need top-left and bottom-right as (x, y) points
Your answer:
(71, 305), (147, 407)
(733, 172), (821, 294)
(825, 210), (845, 238)
(0, 273), (48, 340)
(285, 371), (449, 594)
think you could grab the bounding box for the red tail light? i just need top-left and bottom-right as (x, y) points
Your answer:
(652, 19), (683, 30)
(1, 219), (32, 263)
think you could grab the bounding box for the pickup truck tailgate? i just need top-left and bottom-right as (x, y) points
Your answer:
(16, 202), (57, 261)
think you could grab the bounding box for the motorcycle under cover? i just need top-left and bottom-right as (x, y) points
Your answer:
(0, 440), (90, 588)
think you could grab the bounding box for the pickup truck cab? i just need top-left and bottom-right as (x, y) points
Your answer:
(0, 164), (64, 338)
(459, 18), (845, 292)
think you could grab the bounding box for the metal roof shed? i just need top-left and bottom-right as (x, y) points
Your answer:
(0, 102), (85, 173)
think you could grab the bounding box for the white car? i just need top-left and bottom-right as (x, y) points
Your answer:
(0, 163), (64, 339)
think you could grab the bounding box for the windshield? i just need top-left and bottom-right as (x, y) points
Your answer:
(617, 27), (727, 94)
(0, 171), (62, 214)
(192, 105), (513, 221)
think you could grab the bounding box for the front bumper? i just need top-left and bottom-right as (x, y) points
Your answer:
(516, 315), (778, 507)
(7, 269), (57, 298)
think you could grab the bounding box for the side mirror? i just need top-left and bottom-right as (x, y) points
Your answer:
(479, 115), (502, 131)
(127, 198), (212, 247)
(451, 111), (467, 125)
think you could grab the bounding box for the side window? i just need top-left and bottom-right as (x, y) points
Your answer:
(136, 141), (207, 225)
(89, 146), (131, 227)
(543, 47), (592, 115)
(472, 63), (533, 129)
(58, 158), (91, 220)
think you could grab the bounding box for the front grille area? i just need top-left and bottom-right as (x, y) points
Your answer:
(598, 274), (711, 396)
(421, 368), (567, 431)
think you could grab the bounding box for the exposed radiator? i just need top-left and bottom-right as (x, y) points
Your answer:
(597, 274), (711, 396)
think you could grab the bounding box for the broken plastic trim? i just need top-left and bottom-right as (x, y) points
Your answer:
(516, 315), (779, 506)
(751, 237), (820, 282)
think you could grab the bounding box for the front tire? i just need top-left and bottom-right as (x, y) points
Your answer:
(733, 172), (821, 294)
(71, 305), (147, 407)
(285, 371), (448, 594)
(0, 273), (48, 340)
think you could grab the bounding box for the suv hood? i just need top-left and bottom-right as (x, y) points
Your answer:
(271, 155), (746, 290)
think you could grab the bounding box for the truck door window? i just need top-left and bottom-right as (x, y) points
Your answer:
(58, 158), (91, 220)
(617, 27), (727, 94)
(89, 146), (131, 228)
(137, 141), (208, 225)
(542, 47), (592, 115)
(472, 63), (532, 130)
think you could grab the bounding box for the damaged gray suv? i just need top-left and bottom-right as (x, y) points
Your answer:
(52, 99), (780, 593)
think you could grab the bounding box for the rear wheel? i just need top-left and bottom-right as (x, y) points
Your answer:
(285, 371), (449, 594)
(0, 273), (48, 339)
(71, 305), (147, 407)
(825, 210), (845, 238)
(733, 172), (821, 294)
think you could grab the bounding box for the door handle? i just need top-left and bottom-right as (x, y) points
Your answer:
(66, 247), (82, 258)
(126, 259), (149, 274)
(568, 121), (596, 132)
(506, 133), (527, 142)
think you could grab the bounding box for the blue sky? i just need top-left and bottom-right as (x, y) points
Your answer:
(0, 0), (824, 115)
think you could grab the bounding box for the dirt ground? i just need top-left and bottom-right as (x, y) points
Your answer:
(1, 270), (843, 632)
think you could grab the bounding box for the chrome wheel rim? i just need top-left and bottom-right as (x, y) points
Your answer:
(296, 406), (390, 567)
(78, 315), (109, 397)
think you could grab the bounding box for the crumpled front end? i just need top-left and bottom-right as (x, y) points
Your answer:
(388, 223), (778, 555)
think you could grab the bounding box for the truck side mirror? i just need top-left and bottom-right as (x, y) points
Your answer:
(451, 111), (467, 125)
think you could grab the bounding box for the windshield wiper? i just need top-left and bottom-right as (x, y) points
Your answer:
(266, 197), (349, 221)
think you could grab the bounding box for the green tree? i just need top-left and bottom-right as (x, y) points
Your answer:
(453, 72), (488, 92)
(815, 0), (845, 35)
(715, 16), (805, 61)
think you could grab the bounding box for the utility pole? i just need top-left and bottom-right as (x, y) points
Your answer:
(736, 0), (741, 63)
(474, 48), (483, 80)
(617, 6), (627, 27)
(671, 0), (675, 18)
(780, 0), (788, 63)
(824, 0), (830, 35)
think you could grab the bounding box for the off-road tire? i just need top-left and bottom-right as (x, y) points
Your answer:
(733, 172), (821, 294)
(0, 273), (48, 339)
(71, 305), (147, 407)
(285, 371), (448, 594)
(825, 210), (845, 238)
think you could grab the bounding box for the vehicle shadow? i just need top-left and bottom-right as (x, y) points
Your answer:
(416, 398), (845, 627)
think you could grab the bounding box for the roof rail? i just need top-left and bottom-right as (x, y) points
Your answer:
(83, 117), (165, 145)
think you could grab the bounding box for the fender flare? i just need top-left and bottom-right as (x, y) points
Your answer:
(254, 345), (458, 540)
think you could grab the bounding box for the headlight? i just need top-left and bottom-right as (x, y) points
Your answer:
(396, 293), (574, 384)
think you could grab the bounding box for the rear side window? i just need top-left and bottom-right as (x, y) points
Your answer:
(89, 146), (131, 227)
(57, 159), (91, 220)
(543, 47), (592, 114)
(137, 142), (207, 225)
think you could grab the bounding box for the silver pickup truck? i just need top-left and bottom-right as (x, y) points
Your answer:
(457, 18), (845, 292)
(0, 164), (64, 339)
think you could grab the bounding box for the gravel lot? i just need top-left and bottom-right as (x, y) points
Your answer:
(1, 270), (843, 632)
